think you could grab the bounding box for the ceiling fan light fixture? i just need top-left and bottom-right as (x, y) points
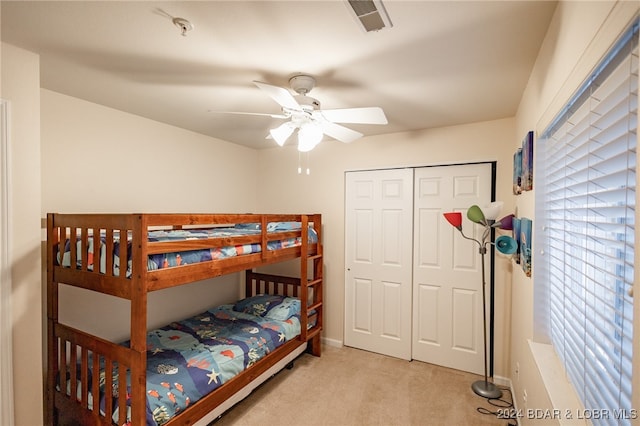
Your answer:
(251, 76), (387, 149)
(270, 122), (295, 146)
(297, 122), (323, 152)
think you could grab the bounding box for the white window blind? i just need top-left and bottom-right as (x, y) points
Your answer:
(537, 19), (638, 424)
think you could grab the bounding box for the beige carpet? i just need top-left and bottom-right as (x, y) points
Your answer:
(212, 345), (513, 426)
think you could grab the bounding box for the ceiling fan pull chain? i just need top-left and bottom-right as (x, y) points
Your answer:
(297, 152), (311, 175)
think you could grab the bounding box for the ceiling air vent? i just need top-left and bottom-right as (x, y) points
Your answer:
(346, 0), (393, 32)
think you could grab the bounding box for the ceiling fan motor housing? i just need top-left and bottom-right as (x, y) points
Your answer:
(294, 95), (321, 112)
(289, 74), (316, 95)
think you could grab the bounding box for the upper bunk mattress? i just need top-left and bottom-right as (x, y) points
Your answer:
(55, 222), (318, 277)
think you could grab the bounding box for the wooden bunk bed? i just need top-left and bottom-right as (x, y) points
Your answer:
(46, 213), (323, 426)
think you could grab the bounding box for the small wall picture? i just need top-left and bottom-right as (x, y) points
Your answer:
(513, 148), (523, 195)
(520, 217), (532, 277)
(512, 217), (521, 264)
(513, 131), (534, 194)
(521, 131), (534, 191)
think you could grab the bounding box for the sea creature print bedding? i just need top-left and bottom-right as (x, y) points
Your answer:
(64, 296), (302, 425)
(55, 222), (318, 276)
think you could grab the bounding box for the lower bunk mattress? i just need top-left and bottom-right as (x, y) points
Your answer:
(61, 294), (309, 425)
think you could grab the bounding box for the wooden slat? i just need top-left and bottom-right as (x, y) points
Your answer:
(80, 348), (89, 409)
(105, 228), (114, 277)
(92, 231), (100, 274)
(80, 228), (88, 272)
(118, 228), (128, 278)
(69, 227), (77, 271)
(104, 359), (113, 422)
(59, 339), (67, 396)
(91, 354), (100, 422)
(118, 365), (128, 426)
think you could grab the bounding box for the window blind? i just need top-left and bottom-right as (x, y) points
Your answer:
(537, 18), (637, 425)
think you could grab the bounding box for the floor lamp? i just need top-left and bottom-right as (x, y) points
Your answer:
(443, 202), (516, 399)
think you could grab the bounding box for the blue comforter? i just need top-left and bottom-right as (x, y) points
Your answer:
(72, 303), (301, 425)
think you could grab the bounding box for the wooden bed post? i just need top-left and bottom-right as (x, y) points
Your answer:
(129, 214), (148, 426)
(45, 214), (58, 426)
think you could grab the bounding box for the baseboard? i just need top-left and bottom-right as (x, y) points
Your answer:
(321, 337), (343, 348)
(494, 374), (510, 387)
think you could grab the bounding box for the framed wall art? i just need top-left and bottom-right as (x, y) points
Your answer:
(513, 131), (534, 194)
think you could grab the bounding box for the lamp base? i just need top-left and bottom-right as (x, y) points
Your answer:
(471, 380), (503, 399)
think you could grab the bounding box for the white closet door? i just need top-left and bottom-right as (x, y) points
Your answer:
(344, 168), (414, 360)
(412, 163), (492, 375)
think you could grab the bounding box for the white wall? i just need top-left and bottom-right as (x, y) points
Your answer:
(511, 1), (639, 422)
(1, 43), (43, 426)
(40, 89), (263, 340)
(256, 117), (516, 377)
(41, 90), (261, 214)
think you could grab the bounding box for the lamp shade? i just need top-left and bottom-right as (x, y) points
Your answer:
(270, 122), (295, 146)
(495, 214), (515, 230)
(495, 235), (517, 254)
(443, 212), (463, 230)
(483, 201), (504, 221)
(297, 122), (323, 152)
(467, 205), (486, 225)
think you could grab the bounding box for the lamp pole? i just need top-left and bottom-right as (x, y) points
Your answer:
(443, 206), (516, 400)
(459, 226), (503, 399)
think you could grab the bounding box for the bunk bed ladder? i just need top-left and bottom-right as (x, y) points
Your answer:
(300, 214), (323, 356)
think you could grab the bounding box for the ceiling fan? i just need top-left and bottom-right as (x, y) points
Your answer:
(244, 74), (388, 151)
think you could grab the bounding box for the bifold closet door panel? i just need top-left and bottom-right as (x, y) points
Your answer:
(412, 163), (492, 375)
(344, 168), (413, 360)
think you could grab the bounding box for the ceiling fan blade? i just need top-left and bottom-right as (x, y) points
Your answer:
(208, 110), (287, 119)
(320, 107), (388, 125)
(253, 81), (301, 111)
(321, 121), (363, 144)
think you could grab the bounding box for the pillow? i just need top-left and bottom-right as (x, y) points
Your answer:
(234, 223), (260, 230)
(266, 222), (302, 232)
(233, 294), (300, 321)
(264, 297), (300, 321)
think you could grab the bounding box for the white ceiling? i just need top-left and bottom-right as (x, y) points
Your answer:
(1, 1), (557, 149)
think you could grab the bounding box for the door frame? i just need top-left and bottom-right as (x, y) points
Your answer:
(0, 99), (14, 425)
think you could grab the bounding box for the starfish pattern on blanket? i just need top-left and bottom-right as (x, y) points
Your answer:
(207, 369), (221, 385)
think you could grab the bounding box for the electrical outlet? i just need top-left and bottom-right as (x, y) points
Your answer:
(515, 362), (520, 381)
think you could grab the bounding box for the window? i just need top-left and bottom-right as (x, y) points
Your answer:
(536, 18), (638, 424)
